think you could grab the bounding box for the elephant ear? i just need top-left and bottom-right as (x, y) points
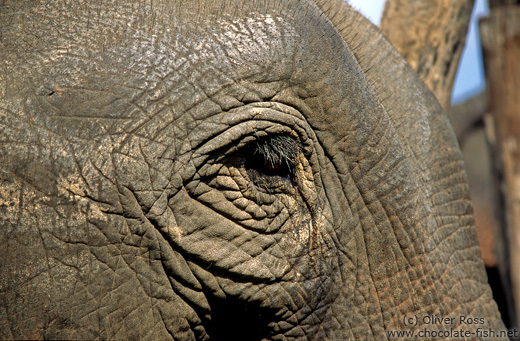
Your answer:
(312, 0), (504, 330)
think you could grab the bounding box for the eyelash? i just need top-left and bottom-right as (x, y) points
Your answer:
(243, 135), (300, 182)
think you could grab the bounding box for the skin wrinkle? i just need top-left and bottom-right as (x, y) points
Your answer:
(355, 144), (421, 314)
(175, 154), (338, 338)
(182, 200), (281, 274)
(121, 231), (178, 338)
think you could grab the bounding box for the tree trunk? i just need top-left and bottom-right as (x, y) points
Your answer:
(380, 0), (474, 110)
(480, 4), (520, 328)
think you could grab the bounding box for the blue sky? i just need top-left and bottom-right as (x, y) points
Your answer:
(348, 0), (488, 104)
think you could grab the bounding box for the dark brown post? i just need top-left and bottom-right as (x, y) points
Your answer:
(480, 4), (520, 328)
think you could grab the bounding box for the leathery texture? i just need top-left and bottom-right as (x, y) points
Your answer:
(0, 0), (504, 340)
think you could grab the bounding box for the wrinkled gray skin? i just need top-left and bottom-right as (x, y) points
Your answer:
(0, 0), (505, 339)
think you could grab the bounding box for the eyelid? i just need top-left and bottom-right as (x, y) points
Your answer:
(193, 121), (295, 162)
(192, 102), (309, 158)
(187, 103), (318, 183)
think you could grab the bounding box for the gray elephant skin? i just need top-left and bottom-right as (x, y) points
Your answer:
(0, 0), (505, 339)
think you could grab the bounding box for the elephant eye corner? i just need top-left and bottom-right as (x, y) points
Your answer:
(243, 135), (300, 181)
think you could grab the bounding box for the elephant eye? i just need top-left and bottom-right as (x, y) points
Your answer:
(244, 135), (300, 182)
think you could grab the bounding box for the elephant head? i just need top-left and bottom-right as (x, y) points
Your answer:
(0, 0), (505, 339)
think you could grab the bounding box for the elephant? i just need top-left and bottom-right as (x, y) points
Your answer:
(0, 0), (506, 339)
